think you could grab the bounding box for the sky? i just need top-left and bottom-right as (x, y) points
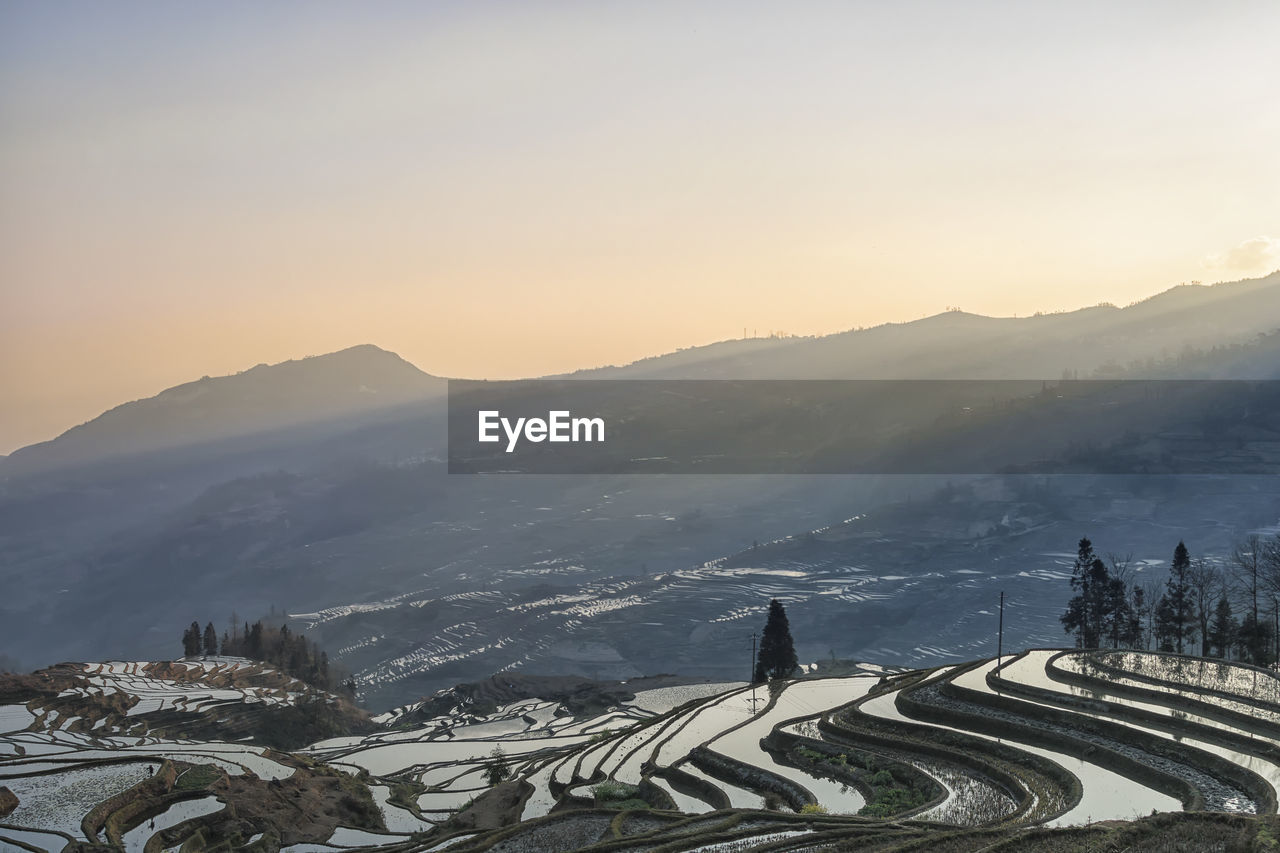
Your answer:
(2, 1), (1278, 454)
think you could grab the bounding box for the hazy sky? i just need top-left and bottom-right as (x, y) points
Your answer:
(2, 1), (1278, 453)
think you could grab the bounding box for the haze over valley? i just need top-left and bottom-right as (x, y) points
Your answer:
(3, 274), (1279, 708)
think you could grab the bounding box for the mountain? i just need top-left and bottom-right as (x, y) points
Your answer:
(4, 274), (1278, 479)
(582, 272), (1280, 380)
(1, 344), (445, 479)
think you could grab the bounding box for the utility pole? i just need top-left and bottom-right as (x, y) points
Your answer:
(750, 633), (760, 713)
(1273, 596), (1278, 667)
(997, 591), (1005, 670)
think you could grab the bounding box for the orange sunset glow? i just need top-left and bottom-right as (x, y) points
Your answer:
(2, 1), (1278, 454)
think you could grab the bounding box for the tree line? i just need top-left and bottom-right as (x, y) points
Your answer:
(180, 619), (354, 694)
(1060, 533), (1280, 665)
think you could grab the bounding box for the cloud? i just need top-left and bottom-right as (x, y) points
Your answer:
(1203, 235), (1280, 272)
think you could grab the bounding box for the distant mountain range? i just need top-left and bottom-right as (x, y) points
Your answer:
(579, 272), (1280, 380)
(7, 272), (1278, 481)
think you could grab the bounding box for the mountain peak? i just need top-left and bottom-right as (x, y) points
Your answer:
(3, 345), (445, 477)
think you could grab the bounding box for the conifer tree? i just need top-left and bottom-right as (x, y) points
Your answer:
(1208, 595), (1236, 659)
(1154, 594), (1177, 652)
(182, 622), (201, 657)
(248, 622), (264, 659)
(755, 599), (798, 681)
(1061, 538), (1110, 648)
(1166, 541), (1193, 654)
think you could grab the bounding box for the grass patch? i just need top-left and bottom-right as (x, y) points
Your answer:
(592, 781), (648, 810)
(388, 777), (427, 811)
(174, 763), (222, 791)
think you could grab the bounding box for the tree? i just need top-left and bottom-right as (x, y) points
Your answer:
(1187, 558), (1221, 657)
(1142, 579), (1164, 651)
(1263, 534), (1280, 600)
(247, 622), (264, 659)
(1102, 554), (1140, 649)
(1129, 584), (1150, 650)
(1165, 541), (1194, 654)
(756, 599), (798, 681)
(1061, 538), (1110, 648)
(1153, 594), (1177, 652)
(1230, 536), (1267, 664)
(1099, 554), (1136, 649)
(1062, 538), (1095, 646)
(202, 622), (218, 657)
(182, 622), (201, 657)
(1208, 595), (1237, 659)
(1236, 612), (1272, 664)
(485, 745), (511, 786)
(1102, 575), (1135, 648)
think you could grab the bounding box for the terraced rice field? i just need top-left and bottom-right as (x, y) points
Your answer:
(0, 658), (345, 851)
(3, 650), (1278, 851)
(288, 649), (1280, 850)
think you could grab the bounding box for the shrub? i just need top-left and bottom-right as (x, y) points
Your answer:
(592, 781), (640, 805)
(484, 746), (511, 786)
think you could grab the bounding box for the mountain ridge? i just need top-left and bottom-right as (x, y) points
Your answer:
(585, 272), (1280, 380)
(5, 273), (1278, 477)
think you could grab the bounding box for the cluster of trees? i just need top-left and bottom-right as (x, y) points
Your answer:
(180, 618), (353, 694)
(1060, 533), (1280, 665)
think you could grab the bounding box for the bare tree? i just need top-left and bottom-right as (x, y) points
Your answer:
(1107, 553), (1135, 586)
(1186, 558), (1221, 657)
(1139, 579), (1163, 651)
(1263, 533), (1280, 598)
(1230, 535), (1267, 664)
(1104, 553), (1136, 648)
